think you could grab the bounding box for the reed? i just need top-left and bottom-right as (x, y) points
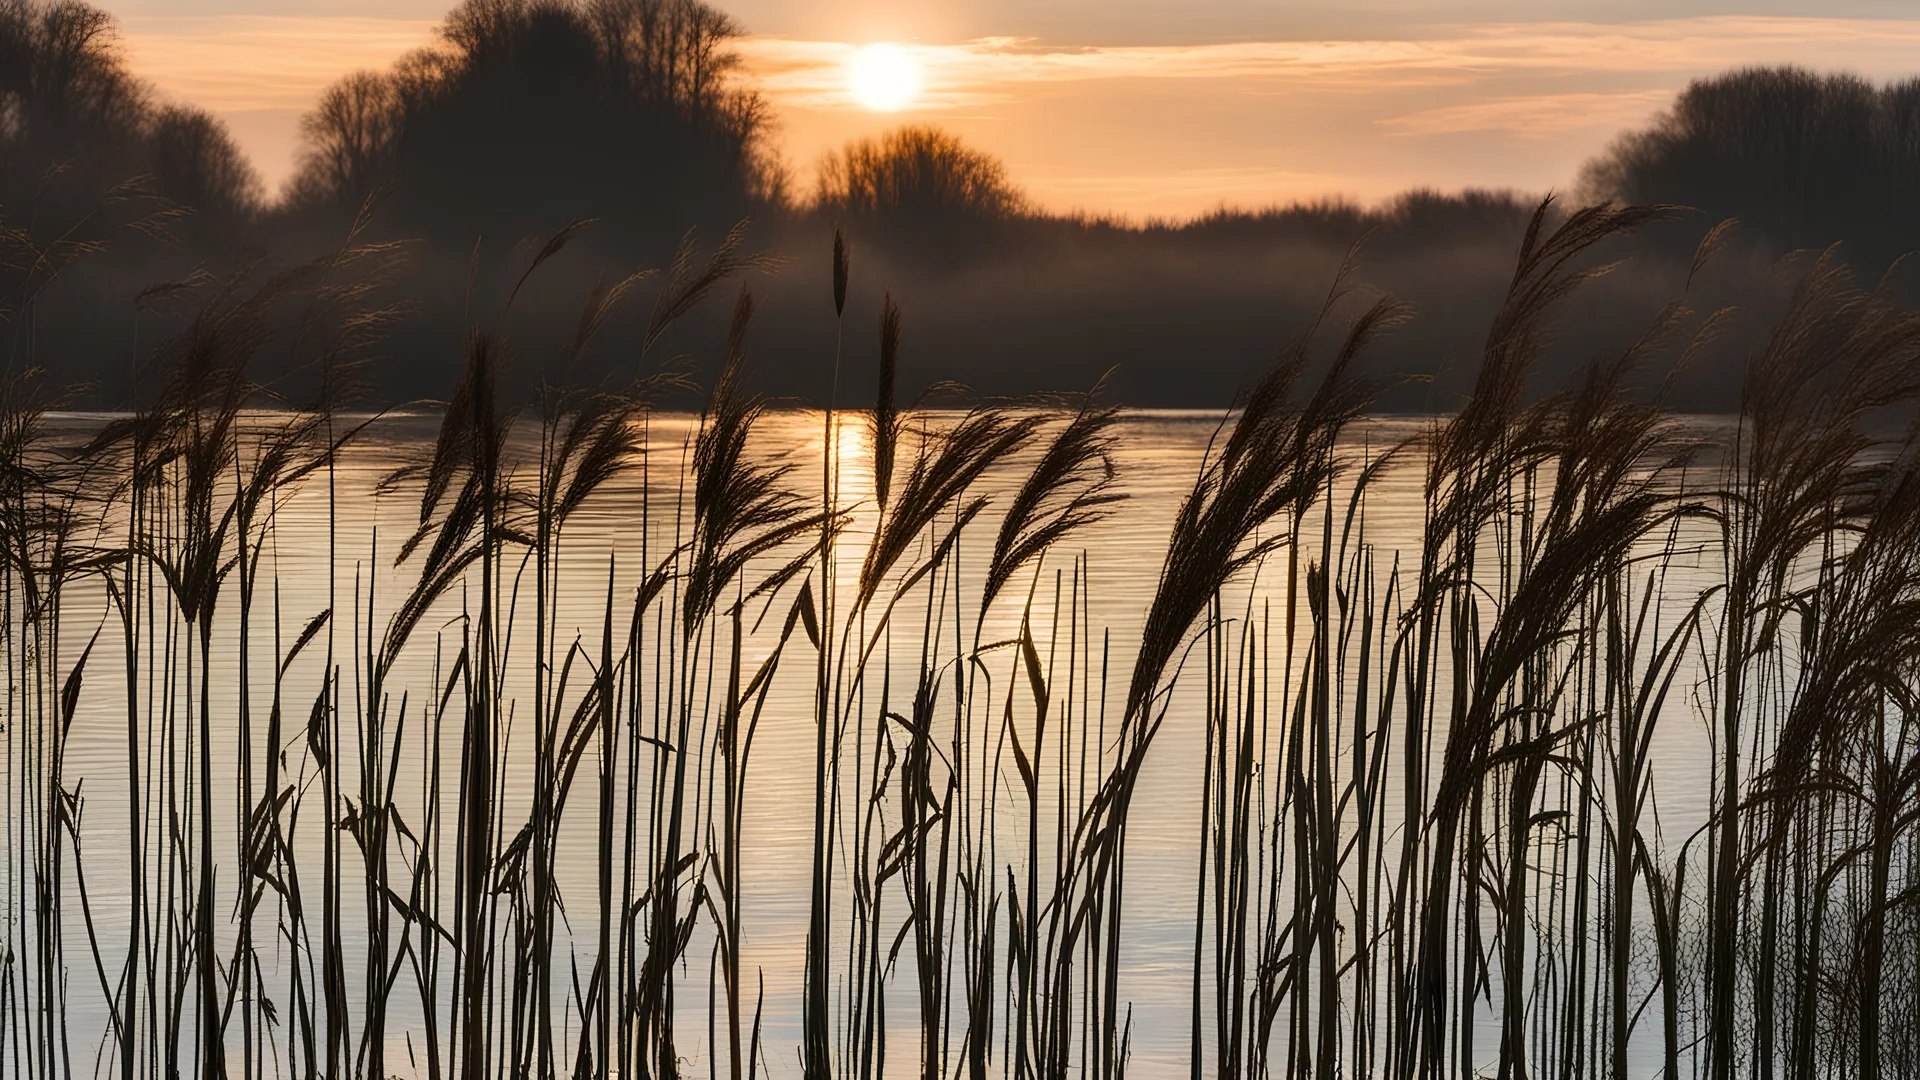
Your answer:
(2, 196), (1920, 1080)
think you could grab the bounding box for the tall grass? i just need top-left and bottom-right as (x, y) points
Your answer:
(4, 198), (1920, 1080)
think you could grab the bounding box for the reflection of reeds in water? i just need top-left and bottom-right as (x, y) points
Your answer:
(8, 199), (1920, 1080)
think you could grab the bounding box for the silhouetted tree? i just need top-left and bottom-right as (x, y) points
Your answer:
(812, 125), (1028, 258)
(1583, 66), (1920, 260)
(816, 125), (1026, 224)
(283, 0), (776, 242)
(0, 0), (259, 229)
(149, 105), (259, 230)
(289, 72), (398, 211)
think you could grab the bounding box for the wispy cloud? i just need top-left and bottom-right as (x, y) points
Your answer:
(1376, 90), (1676, 139)
(740, 36), (1489, 110)
(741, 17), (1920, 114)
(118, 14), (1920, 117)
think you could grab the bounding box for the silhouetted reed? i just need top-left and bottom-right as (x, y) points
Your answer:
(4, 196), (1920, 1080)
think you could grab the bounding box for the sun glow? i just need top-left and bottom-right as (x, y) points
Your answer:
(847, 43), (922, 111)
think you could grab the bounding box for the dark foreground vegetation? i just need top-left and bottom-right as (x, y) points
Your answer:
(11, 0), (1920, 405)
(10, 6), (1920, 1072)
(4, 154), (1920, 1079)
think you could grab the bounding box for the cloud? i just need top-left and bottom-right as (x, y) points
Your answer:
(116, 14), (1920, 119)
(742, 17), (1920, 115)
(739, 36), (1477, 110)
(1376, 90), (1676, 139)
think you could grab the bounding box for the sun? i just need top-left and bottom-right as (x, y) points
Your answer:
(847, 43), (922, 112)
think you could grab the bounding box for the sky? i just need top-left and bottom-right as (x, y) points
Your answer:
(100, 0), (1920, 220)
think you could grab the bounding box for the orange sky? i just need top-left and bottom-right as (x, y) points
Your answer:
(103, 7), (1920, 219)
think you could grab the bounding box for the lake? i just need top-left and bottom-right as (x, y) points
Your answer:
(6, 407), (1814, 1080)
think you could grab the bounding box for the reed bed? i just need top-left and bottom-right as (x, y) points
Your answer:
(4, 200), (1920, 1080)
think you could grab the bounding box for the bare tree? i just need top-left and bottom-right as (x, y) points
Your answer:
(816, 125), (1027, 222)
(282, 0), (773, 233)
